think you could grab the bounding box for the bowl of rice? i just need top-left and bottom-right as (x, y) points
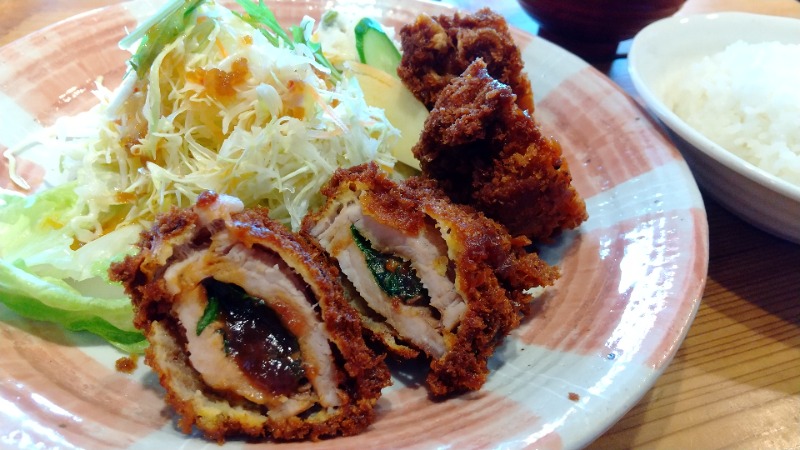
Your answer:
(628, 12), (800, 244)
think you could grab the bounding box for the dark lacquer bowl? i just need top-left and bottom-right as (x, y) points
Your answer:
(518, 0), (686, 60)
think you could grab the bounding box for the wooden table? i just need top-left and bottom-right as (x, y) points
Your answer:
(1, 0), (798, 448)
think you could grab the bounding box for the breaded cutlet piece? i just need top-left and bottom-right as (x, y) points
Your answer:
(397, 7), (534, 113)
(109, 191), (390, 442)
(302, 163), (558, 396)
(412, 59), (587, 241)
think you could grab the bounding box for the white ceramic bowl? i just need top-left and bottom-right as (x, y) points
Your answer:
(629, 12), (800, 243)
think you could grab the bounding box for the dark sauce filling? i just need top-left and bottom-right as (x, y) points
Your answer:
(201, 279), (305, 397)
(350, 225), (429, 306)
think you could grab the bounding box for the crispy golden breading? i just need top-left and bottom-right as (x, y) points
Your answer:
(412, 59), (588, 240)
(109, 191), (390, 442)
(302, 163), (559, 396)
(397, 7), (534, 112)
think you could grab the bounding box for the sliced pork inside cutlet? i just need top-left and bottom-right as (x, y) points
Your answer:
(109, 191), (390, 443)
(302, 163), (559, 396)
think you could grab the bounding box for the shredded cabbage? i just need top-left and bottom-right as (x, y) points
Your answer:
(64, 1), (398, 239)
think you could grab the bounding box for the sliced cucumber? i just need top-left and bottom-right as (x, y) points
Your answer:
(354, 17), (401, 78)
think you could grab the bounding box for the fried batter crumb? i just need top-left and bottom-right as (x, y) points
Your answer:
(115, 354), (139, 374)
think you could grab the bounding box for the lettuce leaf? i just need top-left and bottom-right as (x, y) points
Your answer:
(0, 184), (146, 352)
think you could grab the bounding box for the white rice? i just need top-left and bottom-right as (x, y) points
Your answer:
(664, 41), (800, 187)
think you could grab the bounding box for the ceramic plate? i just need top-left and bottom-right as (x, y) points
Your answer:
(0, 1), (708, 448)
(629, 12), (800, 243)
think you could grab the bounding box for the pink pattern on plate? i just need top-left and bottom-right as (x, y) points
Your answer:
(0, 7), (132, 125)
(537, 67), (682, 199)
(520, 208), (705, 369)
(0, 319), (167, 449)
(369, 386), (557, 449)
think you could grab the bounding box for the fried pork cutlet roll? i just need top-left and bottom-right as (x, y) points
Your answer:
(109, 191), (390, 443)
(412, 59), (588, 241)
(302, 163), (559, 396)
(397, 8), (534, 113)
